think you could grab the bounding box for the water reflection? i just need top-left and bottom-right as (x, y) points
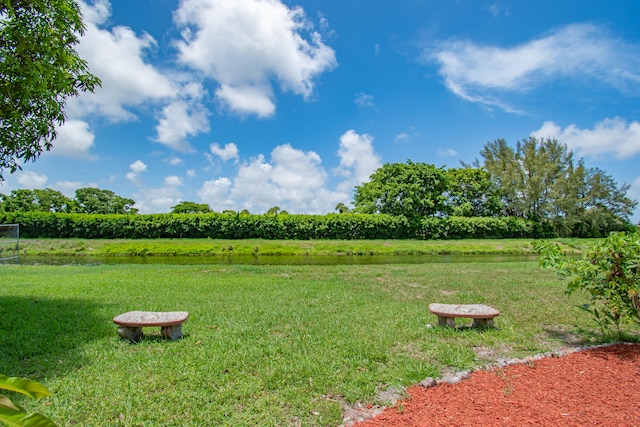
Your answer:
(18, 253), (539, 266)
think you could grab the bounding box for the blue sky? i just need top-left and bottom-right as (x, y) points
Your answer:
(2, 0), (640, 221)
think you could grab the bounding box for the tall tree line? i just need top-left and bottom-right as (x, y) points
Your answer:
(353, 137), (637, 236)
(0, 188), (137, 214)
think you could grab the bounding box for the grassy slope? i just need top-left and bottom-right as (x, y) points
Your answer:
(17, 238), (591, 257)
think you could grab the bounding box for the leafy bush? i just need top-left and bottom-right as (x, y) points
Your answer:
(2, 211), (554, 240)
(0, 374), (55, 426)
(535, 232), (640, 332)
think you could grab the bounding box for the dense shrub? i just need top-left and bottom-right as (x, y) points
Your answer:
(536, 232), (640, 332)
(1, 211), (560, 240)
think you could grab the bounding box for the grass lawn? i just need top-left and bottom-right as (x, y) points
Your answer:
(1, 260), (635, 426)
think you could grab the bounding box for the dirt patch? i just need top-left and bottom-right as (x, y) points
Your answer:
(351, 343), (640, 426)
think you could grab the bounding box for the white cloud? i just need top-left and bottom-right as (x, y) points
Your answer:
(532, 117), (640, 159)
(268, 144), (327, 201)
(210, 142), (239, 162)
(173, 0), (337, 117)
(186, 169), (196, 178)
(229, 146), (327, 212)
(133, 185), (184, 214)
(164, 175), (184, 187)
(53, 120), (96, 158)
(199, 143), (348, 214)
(155, 99), (209, 152)
(395, 132), (410, 142)
(126, 160), (147, 185)
(488, 3), (509, 17)
(429, 23), (640, 111)
(355, 92), (375, 108)
(72, 1), (177, 122)
(215, 84), (275, 118)
(335, 130), (382, 192)
(15, 171), (48, 188)
(197, 177), (235, 211)
(168, 157), (183, 166)
(129, 160), (147, 173)
(438, 148), (459, 157)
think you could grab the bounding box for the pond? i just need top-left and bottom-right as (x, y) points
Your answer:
(14, 253), (540, 266)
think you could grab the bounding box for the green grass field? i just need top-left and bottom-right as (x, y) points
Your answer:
(3, 257), (636, 426)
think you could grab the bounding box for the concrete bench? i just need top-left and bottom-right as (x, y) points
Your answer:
(429, 303), (499, 328)
(113, 311), (188, 341)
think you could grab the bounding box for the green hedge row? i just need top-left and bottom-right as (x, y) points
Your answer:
(0, 212), (559, 240)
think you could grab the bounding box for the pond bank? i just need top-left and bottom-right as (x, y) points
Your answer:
(16, 238), (589, 258)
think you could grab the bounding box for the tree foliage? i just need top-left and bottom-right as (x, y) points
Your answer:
(445, 167), (503, 217)
(0, 373), (56, 426)
(335, 202), (350, 214)
(353, 161), (450, 221)
(480, 137), (575, 219)
(0, 187), (136, 214)
(535, 232), (640, 333)
(170, 201), (212, 214)
(75, 187), (137, 214)
(479, 137), (637, 235)
(0, 0), (101, 180)
(0, 188), (77, 212)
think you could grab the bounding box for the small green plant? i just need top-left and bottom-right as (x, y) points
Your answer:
(0, 374), (56, 426)
(535, 232), (640, 333)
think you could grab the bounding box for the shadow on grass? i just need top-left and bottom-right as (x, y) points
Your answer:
(121, 332), (191, 344)
(0, 295), (112, 379)
(543, 325), (596, 348)
(539, 324), (637, 348)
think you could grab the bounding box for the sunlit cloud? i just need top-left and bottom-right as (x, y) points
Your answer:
(335, 129), (382, 193)
(53, 120), (96, 159)
(428, 23), (640, 112)
(438, 148), (458, 157)
(395, 132), (410, 142)
(15, 171), (48, 188)
(73, 0), (177, 121)
(164, 175), (184, 187)
(126, 160), (147, 185)
(174, 0), (337, 117)
(532, 117), (640, 159)
(210, 142), (239, 162)
(355, 92), (375, 108)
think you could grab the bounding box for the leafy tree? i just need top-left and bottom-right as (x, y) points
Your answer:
(445, 167), (503, 217)
(171, 201), (212, 214)
(0, 188), (77, 212)
(75, 187), (137, 214)
(480, 137), (574, 219)
(266, 206), (281, 215)
(353, 161), (450, 221)
(536, 232), (640, 333)
(0, 0), (101, 180)
(335, 202), (350, 214)
(0, 189), (35, 212)
(239, 209), (251, 215)
(552, 164), (637, 237)
(479, 137), (636, 233)
(584, 167), (636, 219)
(34, 188), (77, 212)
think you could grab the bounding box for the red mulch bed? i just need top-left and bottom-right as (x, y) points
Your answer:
(356, 343), (640, 426)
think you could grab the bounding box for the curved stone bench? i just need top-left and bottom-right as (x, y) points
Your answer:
(113, 311), (188, 341)
(429, 303), (499, 328)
